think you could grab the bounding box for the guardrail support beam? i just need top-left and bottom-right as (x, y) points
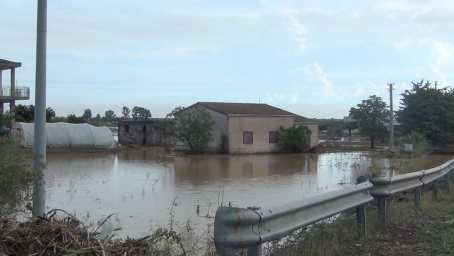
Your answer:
(445, 173), (450, 191)
(414, 187), (421, 206)
(378, 198), (386, 225)
(247, 244), (262, 256)
(356, 204), (366, 240)
(451, 169), (454, 183)
(433, 178), (438, 197)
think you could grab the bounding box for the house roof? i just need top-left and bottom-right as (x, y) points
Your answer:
(196, 102), (296, 116)
(0, 59), (21, 70)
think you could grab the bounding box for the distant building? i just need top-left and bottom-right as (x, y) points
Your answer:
(118, 119), (168, 146)
(0, 59), (30, 122)
(181, 102), (318, 154)
(118, 102), (319, 153)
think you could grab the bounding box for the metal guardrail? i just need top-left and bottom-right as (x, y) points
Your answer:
(214, 159), (454, 256)
(214, 182), (373, 256)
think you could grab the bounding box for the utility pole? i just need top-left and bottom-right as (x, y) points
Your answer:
(435, 81), (437, 90)
(33, 0), (47, 217)
(389, 83), (394, 151)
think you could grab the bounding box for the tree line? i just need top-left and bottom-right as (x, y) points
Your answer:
(348, 79), (452, 148)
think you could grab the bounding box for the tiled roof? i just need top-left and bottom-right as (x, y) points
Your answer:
(196, 102), (296, 116)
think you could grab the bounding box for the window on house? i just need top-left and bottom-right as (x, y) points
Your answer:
(125, 125), (130, 133)
(243, 131), (253, 144)
(269, 131), (279, 143)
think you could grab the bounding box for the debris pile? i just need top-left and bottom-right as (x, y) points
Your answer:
(0, 209), (150, 256)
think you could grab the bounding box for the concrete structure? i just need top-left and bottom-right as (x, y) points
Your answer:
(118, 119), (168, 146)
(0, 59), (30, 120)
(184, 102), (318, 154)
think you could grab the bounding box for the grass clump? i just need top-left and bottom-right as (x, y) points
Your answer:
(0, 137), (36, 217)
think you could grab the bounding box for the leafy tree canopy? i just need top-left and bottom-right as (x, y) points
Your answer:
(104, 110), (116, 121)
(67, 114), (86, 124)
(350, 95), (389, 148)
(83, 109), (92, 120)
(167, 105), (214, 154)
(122, 106), (131, 118)
(15, 104), (55, 123)
(132, 106), (151, 121)
(396, 79), (454, 146)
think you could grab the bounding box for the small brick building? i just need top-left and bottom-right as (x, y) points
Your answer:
(118, 119), (168, 146)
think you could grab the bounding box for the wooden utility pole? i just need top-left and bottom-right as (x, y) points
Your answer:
(389, 83), (394, 150)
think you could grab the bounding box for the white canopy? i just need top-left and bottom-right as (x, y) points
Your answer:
(11, 122), (115, 149)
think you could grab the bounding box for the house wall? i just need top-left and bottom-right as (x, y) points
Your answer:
(305, 123), (319, 148)
(203, 107), (228, 151)
(118, 120), (166, 146)
(228, 116), (294, 154)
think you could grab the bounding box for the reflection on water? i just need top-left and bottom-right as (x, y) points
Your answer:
(44, 150), (453, 238)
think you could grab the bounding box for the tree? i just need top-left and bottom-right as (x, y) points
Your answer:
(277, 125), (312, 153)
(343, 121), (358, 136)
(167, 105), (214, 154)
(67, 114), (86, 124)
(396, 79), (454, 146)
(350, 95), (389, 148)
(327, 125), (343, 141)
(83, 109), (92, 120)
(16, 104), (34, 122)
(122, 106), (131, 118)
(104, 110), (116, 121)
(46, 107), (56, 122)
(15, 104), (55, 122)
(132, 106), (151, 121)
(96, 114), (101, 121)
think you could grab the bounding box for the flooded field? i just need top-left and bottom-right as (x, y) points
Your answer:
(44, 149), (453, 238)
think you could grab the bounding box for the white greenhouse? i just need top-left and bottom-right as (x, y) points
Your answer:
(10, 122), (115, 149)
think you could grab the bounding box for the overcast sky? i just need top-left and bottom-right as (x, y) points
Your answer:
(1, 0), (453, 119)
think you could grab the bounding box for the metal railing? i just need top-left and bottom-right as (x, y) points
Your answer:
(0, 86), (30, 99)
(213, 159), (454, 256)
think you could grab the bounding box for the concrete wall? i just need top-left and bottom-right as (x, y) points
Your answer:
(305, 123), (319, 148)
(118, 120), (167, 146)
(228, 116), (294, 154)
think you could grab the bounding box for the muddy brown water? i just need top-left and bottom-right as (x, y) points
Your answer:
(44, 149), (453, 238)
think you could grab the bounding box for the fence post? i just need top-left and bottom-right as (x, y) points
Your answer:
(433, 178), (438, 197)
(247, 244), (262, 256)
(369, 174), (391, 227)
(414, 187), (421, 206)
(445, 172), (450, 191)
(356, 176), (368, 240)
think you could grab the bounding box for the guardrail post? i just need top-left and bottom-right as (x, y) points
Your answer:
(451, 169), (454, 183)
(247, 245), (262, 256)
(369, 174), (391, 227)
(414, 187), (421, 206)
(356, 176), (368, 240)
(445, 172), (450, 191)
(433, 178), (438, 197)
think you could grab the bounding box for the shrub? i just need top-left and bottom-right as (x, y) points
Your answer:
(218, 132), (229, 154)
(277, 125), (312, 153)
(401, 131), (430, 157)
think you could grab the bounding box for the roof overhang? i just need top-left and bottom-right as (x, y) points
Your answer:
(0, 59), (22, 71)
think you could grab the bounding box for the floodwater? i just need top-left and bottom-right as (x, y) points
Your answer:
(44, 149), (453, 238)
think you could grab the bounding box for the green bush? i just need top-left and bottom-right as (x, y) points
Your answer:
(277, 125), (312, 153)
(0, 137), (36, 216)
